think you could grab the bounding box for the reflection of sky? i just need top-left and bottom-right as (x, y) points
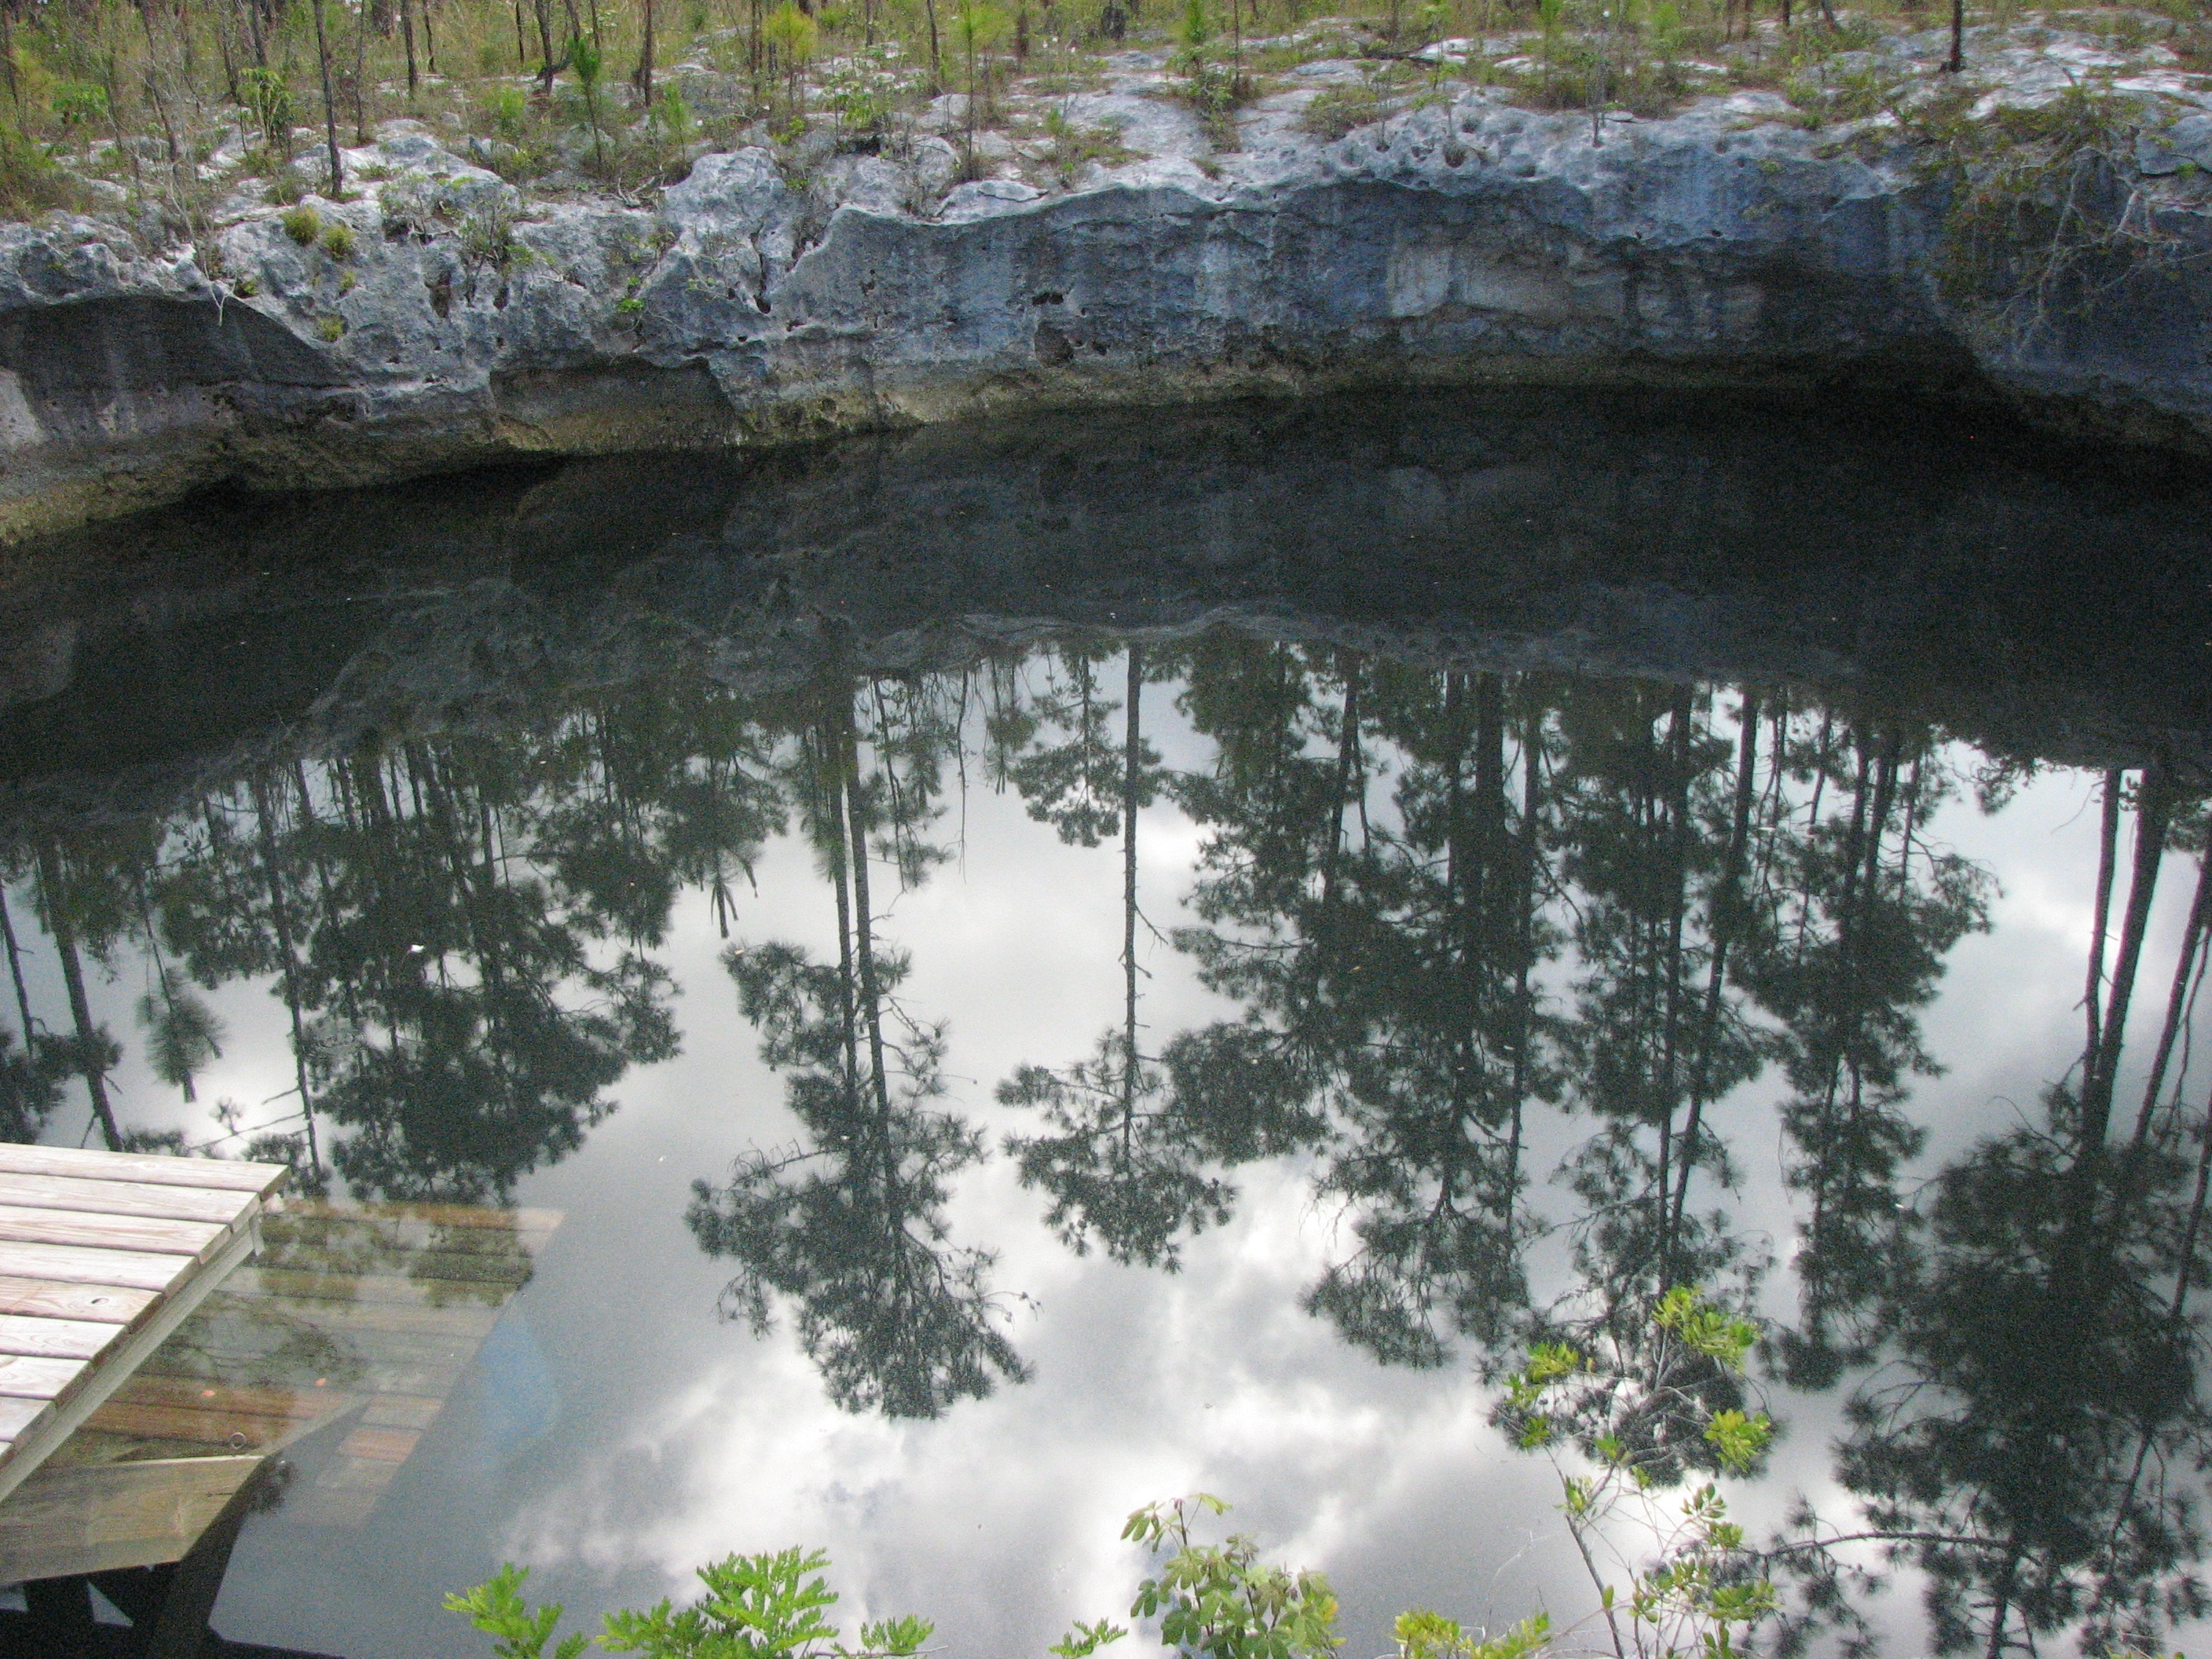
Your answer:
(5, 687), (2201, 1659)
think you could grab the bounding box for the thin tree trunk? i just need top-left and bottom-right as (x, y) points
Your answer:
(0, 886), (35, 1049)
(252, 777), (322, 1177)
(400, 0), (419, 97)
(38, 849), (119, 1151)
(2082, 762), (2173, 1152)
(2085, 767), (2122, 1083)
(634, 0), (654, 99)
(1670, 690), (1762, 1263)
(2135, 851), (2212, 1149)
(1122, 646), (1143, 1130)
(353, 0), (372, 141)
(311, 0), (345, 193)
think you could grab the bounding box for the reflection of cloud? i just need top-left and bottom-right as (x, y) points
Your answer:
(123, 712), (2212, 1659)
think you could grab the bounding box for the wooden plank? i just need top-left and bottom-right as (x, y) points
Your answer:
(0, 1455), (265, 1582)
(0, 1172), (262, 1226)
(336, 1426), (420, 1463)
(158, 1328), (475, 1379)
(0, 1203), (229, 1262)
(197, 1293), (501, 1340)
(0, 1276), (157, 1326)
(0, 1241), (198, 1294)
(0, 1314), (126, 1362)
(280, 1199), (563, 1233)
(81, 1401), (300, 1448)
(108, 1375), (355, 1421)
(0, 1354), (89, 1401)
(229, 1266), (525, 1308)
(0, 1214), (266, 1507)
(0, 1397), (53, 1443)
(0, 1145), (284, 1196)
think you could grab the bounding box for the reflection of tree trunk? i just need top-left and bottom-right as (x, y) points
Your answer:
(2084, 768), (2123, 1071)
(841, 704), (894, 1124)
(252, 775), (322, 1175)
(37, 848), (119, 1151)
(818, 709), (861, 1104)
(1669, 690), (1761, 1269)
(1321, 652), (1358, 909)
(1652, 690), (1694, 1258)
(1508, 699), (1542, 1201)
(2082, 760), (2172, 1152)
(1122, 646), (1144, 1135)
(0, 885), (35, 1047)
(2133, 851), (2210, 1149)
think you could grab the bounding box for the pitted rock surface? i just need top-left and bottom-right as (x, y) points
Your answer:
(4, 63), (2212, 539)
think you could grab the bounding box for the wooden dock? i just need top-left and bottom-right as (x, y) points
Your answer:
(0, 1144), (288, 1510)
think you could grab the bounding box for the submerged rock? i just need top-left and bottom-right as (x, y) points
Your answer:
(3, 68), (2211, 540)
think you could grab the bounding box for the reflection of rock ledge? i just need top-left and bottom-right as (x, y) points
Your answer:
(2, 390), (2208, 828)
(8, 87), (2212, 541)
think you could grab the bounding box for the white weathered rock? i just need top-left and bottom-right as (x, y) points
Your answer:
(8, 53), (2212, 540)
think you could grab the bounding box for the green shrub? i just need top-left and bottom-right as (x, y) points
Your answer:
(52, 80), (109, 130)
(1301, 82), (1390, 141)
(280, 203), (321, 244)
(240, 66), (294, 155)
(447, 1550), (935, 1659)
(320, 221), (356, 258)
(315, 313), (346, 342)
(484, 83), (529, 140)
(0, 124), (79, 222)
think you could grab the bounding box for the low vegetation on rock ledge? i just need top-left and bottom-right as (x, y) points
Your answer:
(5, 0), (2212, 245)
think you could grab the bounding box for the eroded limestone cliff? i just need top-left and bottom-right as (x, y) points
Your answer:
(5, 38), (2210, 539)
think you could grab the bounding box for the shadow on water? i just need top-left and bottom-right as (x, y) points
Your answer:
(2, 390), (2212, 1657)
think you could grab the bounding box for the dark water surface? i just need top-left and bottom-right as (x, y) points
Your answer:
(5, 393), (2212, 1659)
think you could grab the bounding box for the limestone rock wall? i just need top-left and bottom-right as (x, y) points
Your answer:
(4, 85), (2209, 540)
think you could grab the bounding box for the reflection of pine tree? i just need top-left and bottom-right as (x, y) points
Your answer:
(1787, 1124), (2210, 1659)
(690, 677), (1027, 1419)
(1002, 643), (1269, 1271)
(1553, 683), (1745, 1313)
(1738, 712), (1991, 1386)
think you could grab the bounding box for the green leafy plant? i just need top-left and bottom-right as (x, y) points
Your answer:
(1122, 1494), (1342, 1659)
(651, 82), (692, 145)
(1051, 1616), (1130, 1657)
(51, 79), (109, 131)
(1496, 1287), (1777, 1659)
(280, 203), (322, 244)
(449, 1549), (935, 1658)
(1393, 1610), (1551, 1659)
(0, 123), (77, 221)
(447, 1566), (593, 1659)
(1170, 0), (1247, 148)
(568, 31), (607, 168)
(316, 313), (346, 341)
(320, 220), (356, 258)
(238, 65), (293, 156)
(484, 82), (530, 139)
(762, 2), (819, 120)
(1298, 81), (1388, 141)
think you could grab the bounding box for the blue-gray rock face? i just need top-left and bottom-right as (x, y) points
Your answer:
(3, 86), (2209, 540)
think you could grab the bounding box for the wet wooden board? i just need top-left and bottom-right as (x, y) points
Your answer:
(75, 1199), (561, 1529)
(0, 1453), (267, 1581)
(0, 1148), (287, 1510)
